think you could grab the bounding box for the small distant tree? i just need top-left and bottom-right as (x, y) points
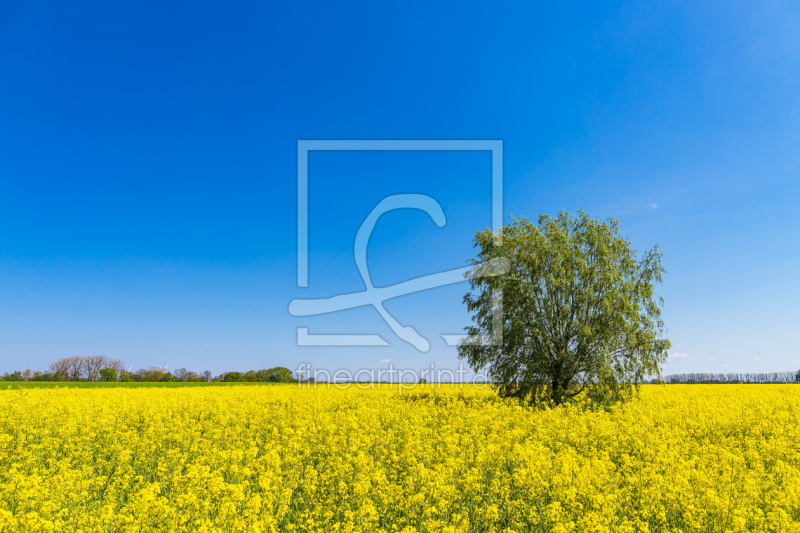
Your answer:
(99, 368), (117, 382)
(796, 369), (800, 383)
(202, 370), (212, 382)
(85, 355), (106, 381)
(265, 367), (297, 383)
(103, 358), (126, 375)
(160, 372), (176, 382)
(66, 356), (85, 381)
(137, 367), (165, 382)
(49, 358), (70, 380)
(459, 211), (670, 408)
(173, 368), (194, 382)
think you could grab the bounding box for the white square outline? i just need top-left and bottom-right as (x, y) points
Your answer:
(297, 139), (503, 287)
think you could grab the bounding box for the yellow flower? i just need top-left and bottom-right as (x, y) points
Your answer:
(0, 384), (797, 532)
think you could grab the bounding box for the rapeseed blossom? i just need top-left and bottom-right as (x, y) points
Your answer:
(0, 384), (798, 532)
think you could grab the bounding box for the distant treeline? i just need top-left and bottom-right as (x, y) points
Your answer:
(654, 371), (799, 384)
(3, 357), (798, 386)
(0, 355), (297, 383)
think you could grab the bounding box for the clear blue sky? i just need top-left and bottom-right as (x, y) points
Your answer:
(1, 1), (798, 376)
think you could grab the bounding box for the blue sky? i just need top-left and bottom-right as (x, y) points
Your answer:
(1, 1), (799, 376)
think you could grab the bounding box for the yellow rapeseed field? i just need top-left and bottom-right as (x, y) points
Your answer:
(1, 384), (799, 532)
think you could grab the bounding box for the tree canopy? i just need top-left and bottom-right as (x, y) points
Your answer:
(459, 210), (671, 407)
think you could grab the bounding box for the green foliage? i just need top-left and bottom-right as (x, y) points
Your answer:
(796, 369), (800, 383)
(459, 210), (671, 408)
(222, 372), (242, 382)
(118, 370), (137, 382)
(136, 368), (165, 382)
(6, 360), (299, 385)
(264, 367), (297, 383)
(99, 368), (117, 382)
(1, 382), (289, 389)
(215, 368), (297, 383)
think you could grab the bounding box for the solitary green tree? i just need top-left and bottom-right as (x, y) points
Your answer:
(459, 210), (670, 408)
(99, 368), (117, 382)
(265, 367), (297, 383)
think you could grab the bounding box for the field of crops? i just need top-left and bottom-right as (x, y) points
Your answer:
(1, 384), (799, 532)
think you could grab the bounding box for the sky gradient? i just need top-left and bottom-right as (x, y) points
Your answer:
(1, 1), (799, 376)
